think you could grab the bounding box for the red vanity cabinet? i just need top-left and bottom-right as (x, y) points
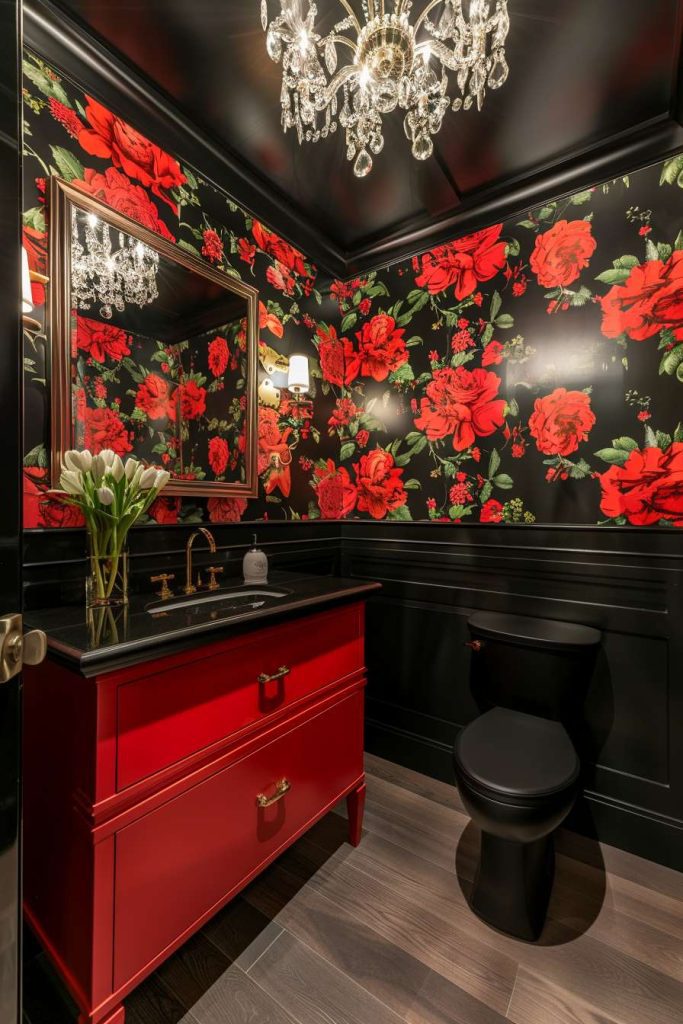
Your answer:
(22, 602), (368, 1024)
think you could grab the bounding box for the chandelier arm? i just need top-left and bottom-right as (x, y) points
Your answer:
(422, 36), (472, 70)
(318, 63), (361, 106)
(335, 0), (362, 32)
(413, 0), (449, 35)
(323, 33), (358, 53)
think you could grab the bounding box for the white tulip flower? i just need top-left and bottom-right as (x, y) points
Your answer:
(99, 449), (116, 467)
(110, 455), (125, 483)
(91, 454), (105, 481)
(64, 450), (84, 473)
(79, 449), (93, 473)
(124, 458), (139, 481)
(97, 486), (115, 506)
(60, 469), (85, 495)
(139, 466), (158, 489)
(154, 470), (171, 489)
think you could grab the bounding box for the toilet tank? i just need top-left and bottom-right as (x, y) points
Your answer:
(467, 611), (601, 721)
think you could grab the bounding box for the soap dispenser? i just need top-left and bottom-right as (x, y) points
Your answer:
(243, 534), (268, 585)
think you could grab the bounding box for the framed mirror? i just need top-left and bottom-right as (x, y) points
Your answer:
(49, 176), (259, 498)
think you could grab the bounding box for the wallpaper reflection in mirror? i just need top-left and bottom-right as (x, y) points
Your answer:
(70, 207), (249, 486)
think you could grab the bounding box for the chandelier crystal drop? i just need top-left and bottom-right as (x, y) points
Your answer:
(71, 210), (160, 319)
(259, 0), (510, 177)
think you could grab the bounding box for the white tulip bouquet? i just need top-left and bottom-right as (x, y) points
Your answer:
(57, 448), (170, 607)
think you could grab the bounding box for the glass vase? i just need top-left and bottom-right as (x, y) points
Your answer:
(86, 531), (129, 609)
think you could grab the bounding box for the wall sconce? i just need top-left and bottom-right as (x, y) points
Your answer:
(287, 354), (309, 397)
(22, 246), (46, 333)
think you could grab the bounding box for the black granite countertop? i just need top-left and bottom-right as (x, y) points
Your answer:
(25, 572), (381, 676)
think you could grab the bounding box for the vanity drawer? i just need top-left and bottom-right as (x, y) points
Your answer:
(116, 603), (364, 791)
(113, 689), (363, 988)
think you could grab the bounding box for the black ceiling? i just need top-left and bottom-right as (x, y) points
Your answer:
(25, 0), (683, 277)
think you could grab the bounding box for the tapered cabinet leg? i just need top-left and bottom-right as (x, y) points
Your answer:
(346, 781), (366, 847)
(78, 1004), (125, 1024)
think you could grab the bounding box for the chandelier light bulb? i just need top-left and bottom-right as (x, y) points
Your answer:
(259, 0), (510, 176)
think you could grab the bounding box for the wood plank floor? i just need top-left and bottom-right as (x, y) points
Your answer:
(23, 753), (683, 1024)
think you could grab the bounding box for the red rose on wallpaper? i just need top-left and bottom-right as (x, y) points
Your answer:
(346, 313), (408, 382)
(354, 449), (407, 520)
(24, 468), (85, 529)
(208, 335), (229, 377)
(83, 406), (132, 456)
(78, 96), (186, 210)
(482, 340), (504, 366)
(48, 97), (82, 139)
(207, 497), (248, 523)
(316, 324), (353, 387)
(148, 496), (180, 524)
(530, 220), (596, 288)
(328, 397), (359, 430)
(208, 436), (229, 476)
(201, 228), (223, 263)
(238, 238), (256, 266)
(414, 224), (507, 300)
(22, 225), (47, 307)
(72, 168), (175, 241)
(266, 263), (295, 295)
(599, 443), (683, 526)
(599, 251), (683, 342)
(135, 374), (174, 422)
(313, 460), (358, 519)
(76, 315), (131, 363)
(259, 300), (284, 338)
(175, 380), (207, 421)
(252, 220), (308, 278)
(480, 498), (504, 523)
(414, 367), (506, 451)
(528, 388), (595, 456)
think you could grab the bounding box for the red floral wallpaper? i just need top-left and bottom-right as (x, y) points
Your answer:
(22, 50), (683, 529)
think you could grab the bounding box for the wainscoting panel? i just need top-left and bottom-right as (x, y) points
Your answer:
(341, 522), (683, 870)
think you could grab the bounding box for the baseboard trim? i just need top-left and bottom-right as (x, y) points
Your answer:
(365, 718), (683, 872)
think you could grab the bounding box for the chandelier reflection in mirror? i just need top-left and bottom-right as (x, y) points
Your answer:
(260, 0), (510, 177)
(70, 209), (160, 319)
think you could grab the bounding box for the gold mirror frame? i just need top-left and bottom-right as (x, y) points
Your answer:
(49, 176), (259, 499)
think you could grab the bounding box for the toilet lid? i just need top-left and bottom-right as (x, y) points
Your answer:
(454, 707), (580, 799)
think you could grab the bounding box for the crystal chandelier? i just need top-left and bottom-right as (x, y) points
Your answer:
(259, 0), (510, 177)
(71, 210), (160, 319)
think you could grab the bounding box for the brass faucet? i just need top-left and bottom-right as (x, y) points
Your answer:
(184, 528), (216, 595)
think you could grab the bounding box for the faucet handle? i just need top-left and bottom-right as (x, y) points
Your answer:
(151, 573), (175, 600)
(207, 566), (224, 591)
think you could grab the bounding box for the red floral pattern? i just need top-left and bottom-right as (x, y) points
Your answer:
(414, 225), (507, 300)
(599, 250), (683, 342)
(530, 220), (596, 288)
(76, 315), (131, 363)
(414, 367), (506, 451)
(346, 313), (408, 382)
(73, 167), (175, 240)
(354, 449), (407, 520)
(599, 444), (683, 526)
(528, 388), (595, 457)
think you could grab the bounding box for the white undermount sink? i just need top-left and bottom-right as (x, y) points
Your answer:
(146, 587), (290, 616)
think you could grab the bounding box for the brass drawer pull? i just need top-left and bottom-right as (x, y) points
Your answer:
(257, 665), (291, 685)
(256, 778), (291, 808)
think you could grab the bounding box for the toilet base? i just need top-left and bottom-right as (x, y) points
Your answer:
(469, 830), (555, 941)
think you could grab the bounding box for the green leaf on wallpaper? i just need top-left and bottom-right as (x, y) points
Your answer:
(657, 243), (673, 262)
(568, 285), (592, 307)
(658, 344), (683, 376)
(339, 441), (356, 461)
(389, 363), (415, 384)
(50, 146), (84, 182)
(594, 268), (631, 284)
(479, 480), (493, 504)
(506, 238), (520, 257)
(655, 431), (672, 450)
(594, 447), (630, 465)
(448, 504), (467, 520)
(307, 502), (321, 520)
(643, 425), (658, 448)
(645, 239), (659, 262)
(368, 282), (389, 298)
(568, 459), (592, 479)
(612, 436), (638, 452)
(23, 206), (45, 232)
(537, 204), (556, 221)
(676, 361), (683, 383)
(489, 291), (502, 321)
(340, 311), (357, 332)
(674, 422), (683, 443)
(387, 505), (412, 521)
(492, 473), (513, 489)
(614, 255), (639, 269)
(23, 443), (48, 469)
(488, 448), (501, 478)
(516, 219), (536, 230)
(404, 479), (421, 490)
(494, 313), (514, 329)
(674, 230), (683, 251)
(570, 190), (593, 205)
(450, 351), (475, 368)
(177, 239), (201, 257)
(506, 397), (519, 417)
(182, 166), (199, 190)
(406, 335), (423, 347)
(407, 291), (430, 313)
(659, 155), (683, 186)
(405, 435), (428, 458)
(23, 60), (71, 107)
(481, 323), (494, 346)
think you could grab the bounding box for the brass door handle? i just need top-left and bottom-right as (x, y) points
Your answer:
(256, 778), (291, 808)
(257, 665), (291, 685)
(0, 614), (47, 683)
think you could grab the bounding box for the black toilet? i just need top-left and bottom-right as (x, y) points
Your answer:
(453, 611), (601, 941)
